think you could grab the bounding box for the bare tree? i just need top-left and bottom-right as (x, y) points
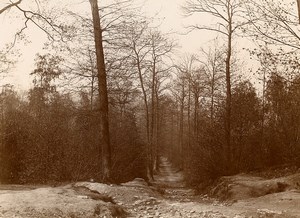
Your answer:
(126, 20), (153, 179)
(89, 0), (111, 182)
(149, 31), (174, 173)
(174, 54), (202, 168)
(172, 70), (186, 169)
(183, 0), (247, 172)
(54, 0), (137, 182)
(198, 41), (225, 124)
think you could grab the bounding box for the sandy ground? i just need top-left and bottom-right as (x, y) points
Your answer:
(0, 157), (300, 217)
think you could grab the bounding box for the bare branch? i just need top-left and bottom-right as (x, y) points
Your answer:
(189, 25), (229, 36)
(0, 0), (22, 14)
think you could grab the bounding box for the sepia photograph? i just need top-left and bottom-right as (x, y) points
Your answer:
(0, 0), (300, 217)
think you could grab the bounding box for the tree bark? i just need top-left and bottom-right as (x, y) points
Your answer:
(88, 49), (96, 111)
(179, 82), (185, 169)
(193, 92), (199, 140)
(154, 86), (160, 171)
(225, 7), (232, 173)
(210, 66), (215, 125)
(134, 47), (153, 180)
(297, 0), (300, 24)
(187, 78), (191, 166)
(150, 57), (156, 175)
(89, 0), (111, 182)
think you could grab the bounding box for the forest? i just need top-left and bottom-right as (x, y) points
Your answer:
(1, 0), (300, 189)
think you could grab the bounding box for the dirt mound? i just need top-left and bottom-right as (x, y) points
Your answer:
(75, 179), (158, 205)
(0, 184), (125, 218)
(210, 173), (300, 201)
(0, 179), (159, 218)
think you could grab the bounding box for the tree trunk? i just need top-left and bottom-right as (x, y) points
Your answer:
(88, 49), (95, 111)
(134, 49), (153, 180)
(210, 67), (215, 125)
(179, 83), (185, 169)
(89, 0), (111, 182)
(297, 0), (300, 24)
(225, 21), (232, 174)
(186, 78), (191, 169)
(150, 59), (156, 175)
(261, 64), (266, 166)
(154, 88), (160, 171)
(194, 92), (199, 141)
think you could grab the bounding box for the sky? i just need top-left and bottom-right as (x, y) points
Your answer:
(0, 0), (265, 90)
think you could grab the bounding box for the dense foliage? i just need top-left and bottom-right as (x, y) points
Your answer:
(0, 55), (146, 184)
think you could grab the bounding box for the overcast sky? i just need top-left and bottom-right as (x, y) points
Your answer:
(0, 0), (248, 90)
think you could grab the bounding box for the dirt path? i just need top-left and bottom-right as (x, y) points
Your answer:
(123, 157), (300, 218)
(122, 157), (207, 217)
(153, 157), (195, 202)
(155, 157), (185, 185)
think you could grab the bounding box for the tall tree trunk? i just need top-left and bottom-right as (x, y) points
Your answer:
(225, 19), (232, 173)
(89, 0), (111, 182)
(261, 65), (266, 166)
(150, 60), (156, 175)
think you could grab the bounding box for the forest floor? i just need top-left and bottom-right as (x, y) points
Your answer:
(0, 157), (300, 217)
